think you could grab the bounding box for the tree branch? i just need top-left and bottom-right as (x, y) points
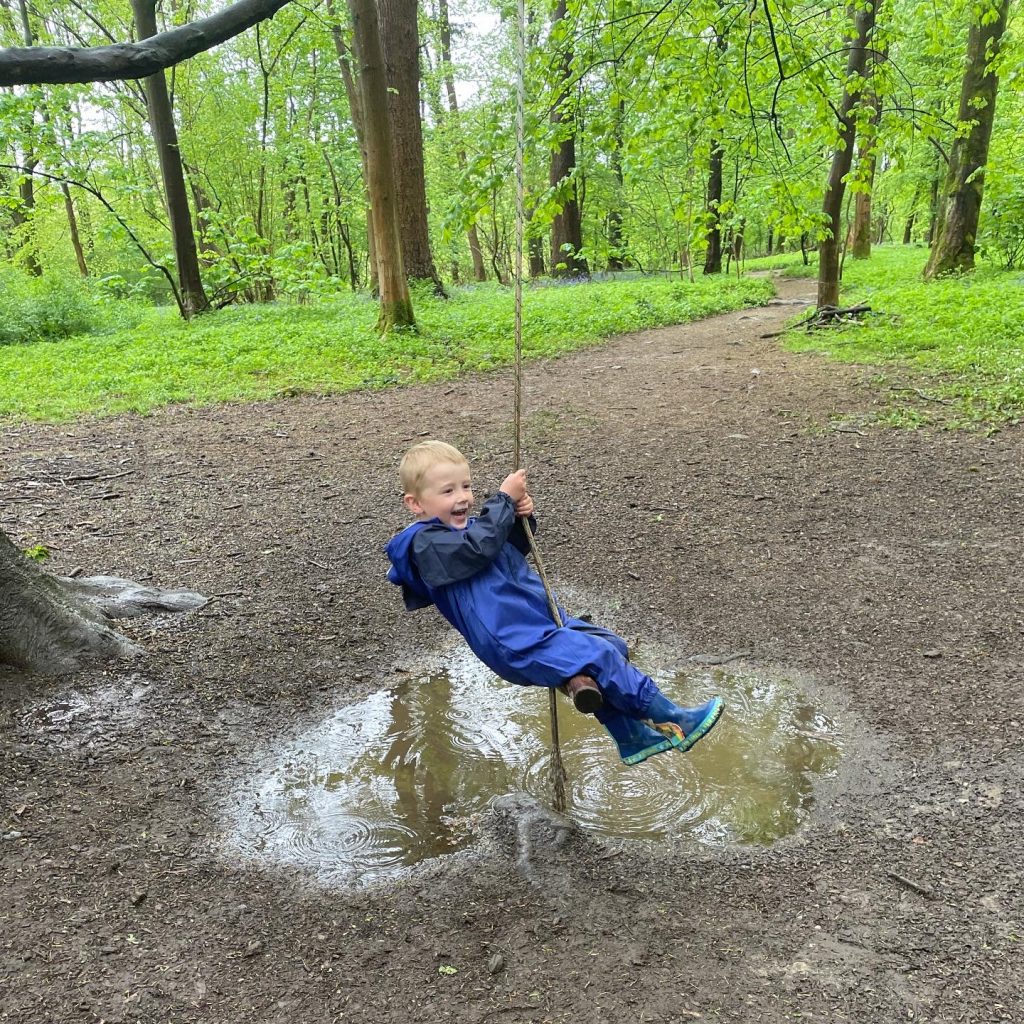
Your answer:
(0, 0), (294, 86)
(1, 162), (184, 314)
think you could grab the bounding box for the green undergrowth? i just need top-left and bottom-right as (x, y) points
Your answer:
(780, 246), (1024, 429)
(741, 251), (814, 273)
(0, 275), (772, 422)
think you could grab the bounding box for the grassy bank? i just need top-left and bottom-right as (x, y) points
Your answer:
(779, 246), (1024, 428)
(0, 275), (772, 422)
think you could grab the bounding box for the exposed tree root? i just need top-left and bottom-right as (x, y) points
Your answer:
(0, 530), (206, 676)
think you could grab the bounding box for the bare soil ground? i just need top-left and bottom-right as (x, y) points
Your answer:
(2, 276), (1021, 1023)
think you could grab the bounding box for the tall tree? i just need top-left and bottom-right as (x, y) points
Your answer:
(328, 0), (378, 293)
(437, 0), (486, 282)
(131, 0), (210, 316)
(848, 47), (885, 259)
(817, 0), (880, 309)
(606, 96), (626, 271)
(378, 0), (444, 291)
(924, 0), (1011, 278)
(349, 0), (415, 329)
(703, 14), (728, 275)
(548, 0), (587, 278)
(9, 0), (42, 275)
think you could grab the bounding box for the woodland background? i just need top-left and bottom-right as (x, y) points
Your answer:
(0, 0), (1020, 327)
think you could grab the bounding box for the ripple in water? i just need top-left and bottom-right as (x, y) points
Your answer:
(228, 649), (841, 883)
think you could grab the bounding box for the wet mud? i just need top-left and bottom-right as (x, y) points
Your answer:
(2, 276), (1022, 1022)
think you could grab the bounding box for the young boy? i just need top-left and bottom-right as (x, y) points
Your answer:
(385, 440), (723, 766)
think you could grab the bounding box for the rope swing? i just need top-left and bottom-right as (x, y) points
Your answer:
(512, 0), (569, 815)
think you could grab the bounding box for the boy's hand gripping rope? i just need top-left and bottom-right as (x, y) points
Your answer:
(513, 0), (569, 816)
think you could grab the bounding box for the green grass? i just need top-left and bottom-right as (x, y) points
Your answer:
(779, 246), (1024, 429)
(0, 275), (772, 422)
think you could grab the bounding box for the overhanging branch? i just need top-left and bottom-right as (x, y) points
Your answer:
(0, 0), (294, 86)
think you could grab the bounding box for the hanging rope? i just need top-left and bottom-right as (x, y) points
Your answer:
(513, 0), (569, 815)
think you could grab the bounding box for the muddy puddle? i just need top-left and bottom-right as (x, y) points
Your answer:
(18, 677), (153, 747)
(226, 648), (841, 885)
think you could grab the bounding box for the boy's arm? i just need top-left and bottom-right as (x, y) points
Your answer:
(509, 511), (537, 555)
(410, 492), (518, 587)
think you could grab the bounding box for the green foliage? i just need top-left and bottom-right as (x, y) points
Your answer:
(782, 247), (1024, 427)
(0, 269), (99, 345)
(199, 213), (336, 304)
(23, 543), (49, 562)
(1, 0), (1021, 317)
(0, 276), (773, 422)
(980, 173), (1024, 270)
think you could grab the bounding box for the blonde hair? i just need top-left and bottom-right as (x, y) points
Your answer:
(399, 440), (469, 496)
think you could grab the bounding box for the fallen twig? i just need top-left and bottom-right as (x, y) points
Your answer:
(61, 469), (136, 485)
(890, 386), (953, 406)
(886, 870), (936, 900)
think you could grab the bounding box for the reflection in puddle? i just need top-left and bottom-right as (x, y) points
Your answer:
(228, 649), (841, 884)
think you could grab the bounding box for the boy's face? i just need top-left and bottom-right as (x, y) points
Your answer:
(404, 461), (474, 529)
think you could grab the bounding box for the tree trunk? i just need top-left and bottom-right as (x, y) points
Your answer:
(703, 133), (726, 275)
(327, 0), (378, 295)
(12, 0), (42, 276)
(131, 0), (210, 316)
(378, 0), (444, 292)
(548, 0), (588, 278)
(732, 217), (745, 274)
(849, 48), (884, 260)
(850, 183), (874, 259)
(182, 159), (219, 258)
(0, 529), (210, 674)
(817, 1), (879, 309)
(527, 207), (545, 277)
(902, 182), (921, 244)
(607, 98), (626, 270)
(348, 0), (414, 330)
(924, 0), (1010, 279)
(438, 0), (486, 282)
(60, 182), (89, 276)
(703, 18), (728, 276)
(0, 529), (135, 674)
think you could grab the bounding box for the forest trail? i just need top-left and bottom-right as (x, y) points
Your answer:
(2, 274), (1021, 1023)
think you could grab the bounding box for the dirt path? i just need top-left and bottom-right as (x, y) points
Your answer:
(2, 276), (1021, 1023)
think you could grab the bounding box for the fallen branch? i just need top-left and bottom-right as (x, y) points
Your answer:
(762, 303), (876, 338)
(890, 386), (953, 406)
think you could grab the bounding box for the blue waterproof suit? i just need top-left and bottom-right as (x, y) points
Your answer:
(385, 492), (657, 718)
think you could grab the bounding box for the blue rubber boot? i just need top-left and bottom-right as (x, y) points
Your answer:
(642, 693), (724, 754)
(597, 708), (685, 766)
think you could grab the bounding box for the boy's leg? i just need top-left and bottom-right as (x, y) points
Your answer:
(562, 616), (629, 660)
(513, 621), (724, 753)
(575, 641), (724, 755)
